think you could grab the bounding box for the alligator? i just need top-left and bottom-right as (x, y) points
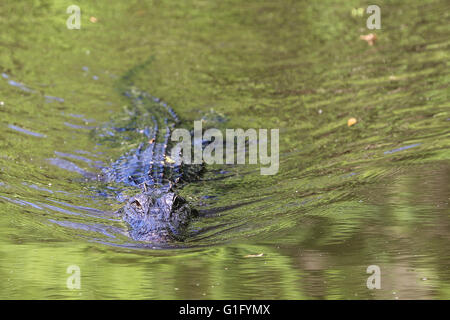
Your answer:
(4, 65), (204, 243)
(98, 87), (203, 243)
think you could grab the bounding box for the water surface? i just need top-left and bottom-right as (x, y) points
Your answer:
(0, 0), (449, 299)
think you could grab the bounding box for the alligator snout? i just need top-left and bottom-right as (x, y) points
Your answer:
(119, 189), (197, 243)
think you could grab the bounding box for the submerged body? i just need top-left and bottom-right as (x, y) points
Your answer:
(99, 87), (201, 243)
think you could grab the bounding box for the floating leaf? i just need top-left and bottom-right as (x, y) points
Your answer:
(244, 253), (264, 258)
(360, 33), (377, 46)
(165, 155), (176, 164)
(347, 117), (357, 127)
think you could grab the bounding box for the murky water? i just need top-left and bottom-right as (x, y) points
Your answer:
(0, 0), (448, 299)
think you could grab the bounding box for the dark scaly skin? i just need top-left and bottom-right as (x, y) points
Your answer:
(99, 87), (202, 243)
(118, 189), (197, 242)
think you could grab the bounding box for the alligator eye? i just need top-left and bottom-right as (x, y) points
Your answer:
(131, 200), (142, 210)
(172, 195), (183, 210)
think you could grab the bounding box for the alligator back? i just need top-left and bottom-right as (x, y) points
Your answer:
(99, 87), (201, 189)
(96, 87), (202, 243)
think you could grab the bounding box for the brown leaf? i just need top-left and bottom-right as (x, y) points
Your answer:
(360, 33), (377, 46)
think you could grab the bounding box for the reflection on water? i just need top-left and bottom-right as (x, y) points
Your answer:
(0, 0), (448, 299)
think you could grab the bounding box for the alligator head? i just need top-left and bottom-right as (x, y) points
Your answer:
(119, 188), (197, 243)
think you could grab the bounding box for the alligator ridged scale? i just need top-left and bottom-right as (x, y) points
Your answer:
(99, 87), (202, 243)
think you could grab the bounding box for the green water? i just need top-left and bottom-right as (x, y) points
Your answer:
(0, 0), (449, 299)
